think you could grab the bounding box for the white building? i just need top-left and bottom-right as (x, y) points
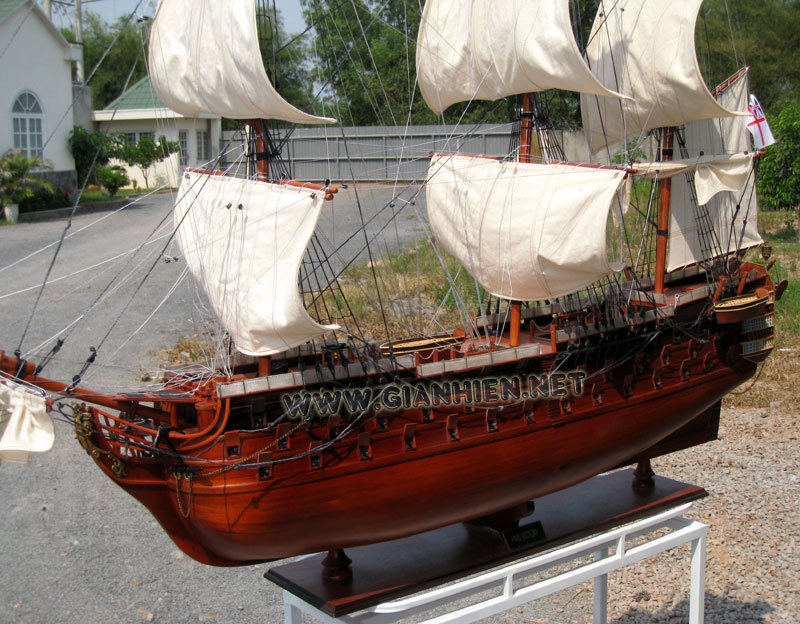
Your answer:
(93, 76), (222, 189)
(0, 0), (81, 189)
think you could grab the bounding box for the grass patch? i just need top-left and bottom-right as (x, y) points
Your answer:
(723, 331), (799, 410)
(79, 188), (142, 203)
(726, 212), (800, 409)
(156, 201), (800, 383)
(609, 179), (658, 275)
(157, 333), (227, 367)
(759, 209), (799, 242)
(752, 211), (800, 338)
(308, 241), (486, 341)
(774, 278), (800, 335)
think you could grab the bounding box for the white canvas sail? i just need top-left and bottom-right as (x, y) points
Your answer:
(664, 72), (762, 271)
(416, 0), (622, 115)
(582, 0), (739, 155)
(0, 379), (53, 464)
(149, 0), (335, 124)
(633, 153), (753, 206)
(426, 155), (628, 301)
(174, 171), (339, 356)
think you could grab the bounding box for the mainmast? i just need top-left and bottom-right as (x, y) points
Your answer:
(421, 1), (630, 316)
(509, 92), (537, 347)
(654, 127), (675, 295)
(245, 119), (272, 181)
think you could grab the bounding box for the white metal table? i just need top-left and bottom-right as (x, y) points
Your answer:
(281, 501), (707, 624)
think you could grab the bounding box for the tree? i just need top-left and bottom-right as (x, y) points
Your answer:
(302, 0), (391, 125)
(757, 103), (800, 215)
(697, 0), (800, 114)
(299, 0), (799, 128)
(301, 0), (512, 126)
(68, 126), (119, 186)
(63, 12), (148, 109)
(117, 135), (179, 189)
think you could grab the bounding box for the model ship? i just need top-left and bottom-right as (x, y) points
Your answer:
(0, 0), (786, 567)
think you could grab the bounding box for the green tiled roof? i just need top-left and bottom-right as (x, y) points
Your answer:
(0, 0), (26, 23)
(104, 76), (167, 111)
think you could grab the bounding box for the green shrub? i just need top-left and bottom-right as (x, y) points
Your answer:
(68, 125), (120, 186)
(758, 103), (800, 211)
(16, 186), (72, 213)
(0, 149), (53, 209)
(96, 164), (129, 197)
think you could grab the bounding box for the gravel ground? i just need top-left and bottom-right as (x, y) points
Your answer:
(607, 403), (800, 624)
(504, 401), (800, 624)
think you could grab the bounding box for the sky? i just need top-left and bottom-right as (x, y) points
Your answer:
(43, 0), (306, 34)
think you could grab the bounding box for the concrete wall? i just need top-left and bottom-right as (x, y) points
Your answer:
(39, 168), (77, 192)
(71, 84), (94, 131)
(0, 3), (76, 173)
(96, 116), (222, 189)
(109, 153), (180, 190)
(220, 124), (603, 183)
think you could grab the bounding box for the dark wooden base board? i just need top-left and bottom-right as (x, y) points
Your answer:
(265, 468), (706, 617)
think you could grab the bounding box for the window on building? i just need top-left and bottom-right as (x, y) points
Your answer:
(139, 131), (154, 142)
(196, 130), (210, 163)
(124, 132), (137, 147)
(178, 130), (188, 167)
(12, 92), (43, 158)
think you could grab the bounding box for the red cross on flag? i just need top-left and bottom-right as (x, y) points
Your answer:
(746, 95), (775, 150)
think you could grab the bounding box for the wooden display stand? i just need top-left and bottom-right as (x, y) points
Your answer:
(266, 469), (709, 623)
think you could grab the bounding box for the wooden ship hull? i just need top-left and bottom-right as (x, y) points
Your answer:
(1, 263), (777, 566)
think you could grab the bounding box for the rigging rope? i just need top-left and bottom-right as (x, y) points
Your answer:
(15, 43), (145, 357)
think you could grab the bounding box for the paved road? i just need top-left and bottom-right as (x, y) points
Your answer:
(0, 184), (426, 390)
(0, 193), (195, 392)
(1, 193), (281, 624)
(0, 186), (449, 624)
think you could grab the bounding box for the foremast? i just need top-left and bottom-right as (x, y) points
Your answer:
(247, 14), (284, 370)
(249, 0), (287, 184)
(148, 0), (341, 360)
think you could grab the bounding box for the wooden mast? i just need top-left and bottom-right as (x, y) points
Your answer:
(249, 120), (272, 377)
(519, 94), (535, 163)
(654, 127), (675, 295)
(247, 120), (271, 182)
(252, 4), (275, 374)
(508, 93), (537, 347)
(508, 96), (536, 347)
(640, 126), (676, 491)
